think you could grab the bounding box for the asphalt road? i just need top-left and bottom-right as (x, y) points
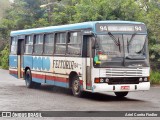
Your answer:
(0, 69), (160, 120)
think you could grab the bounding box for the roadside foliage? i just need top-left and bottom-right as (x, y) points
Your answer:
(0, 0), (160, 83)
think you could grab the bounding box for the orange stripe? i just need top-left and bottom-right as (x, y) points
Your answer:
(9, 70), (18, 75)
(32, 73), (45, 79)
(32, 73), (68, 83)
(32, 73), (84, 84)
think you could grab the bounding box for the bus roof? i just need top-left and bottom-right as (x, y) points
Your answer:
(10, 21), (145, 36)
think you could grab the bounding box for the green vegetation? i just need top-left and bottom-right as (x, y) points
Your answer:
(0, 0), (10, 20)
(0, 0), (160, 83)
(150, 71), (160, 84)
(0, 44), (9, 69)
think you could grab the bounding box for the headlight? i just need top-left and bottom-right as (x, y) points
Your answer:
(139, 78), (143, 82)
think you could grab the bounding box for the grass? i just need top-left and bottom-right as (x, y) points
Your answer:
(150, 70), (160, 84)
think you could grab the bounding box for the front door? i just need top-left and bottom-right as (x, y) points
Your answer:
(83, 36), (94, 90)
(17, 39), (24, 78)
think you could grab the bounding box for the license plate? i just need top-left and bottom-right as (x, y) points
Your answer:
(121, 86), (130, 90)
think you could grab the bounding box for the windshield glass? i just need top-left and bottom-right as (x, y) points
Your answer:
(124, 35), (146, 57)
(95, 34), (147, 67)
(96, 35), (123, 61)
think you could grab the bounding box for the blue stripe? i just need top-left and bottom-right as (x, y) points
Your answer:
(10, 74), (18, 78)
(45, 80), (54, 85)
(32, 78), (45, 83)
(32, 78), (69, 88)
(54, 81), (69, 88)
(46, 80), (69, 88)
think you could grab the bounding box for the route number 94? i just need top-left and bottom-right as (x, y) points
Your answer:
(135, 26), (142, 31)
(100, 26), (107, 31)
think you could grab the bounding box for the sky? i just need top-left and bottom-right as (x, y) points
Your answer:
(9, 0), (14, 3)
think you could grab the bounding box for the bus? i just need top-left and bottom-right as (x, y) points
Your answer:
(9, 21), (150, 98)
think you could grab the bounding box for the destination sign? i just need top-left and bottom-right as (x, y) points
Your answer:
(96, 23), (146, 33)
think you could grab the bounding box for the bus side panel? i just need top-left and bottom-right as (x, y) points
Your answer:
(51, 57), (83, 89)
(32, 56), (45, 83)
(9, 55), (18, 78)
(42, 56), (51, 72)
(65, 57), (83, 89)
(23, 55), (33, 69)
(46, 56), (69, 88)
(42, 56), (55, 86)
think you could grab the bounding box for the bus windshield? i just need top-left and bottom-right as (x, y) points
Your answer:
(96, 34), (123, 59)
(125, 34), (146, 59)
(95, 34), (148, 67)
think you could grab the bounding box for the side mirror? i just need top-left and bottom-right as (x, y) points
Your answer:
(92, 43), (99, 49)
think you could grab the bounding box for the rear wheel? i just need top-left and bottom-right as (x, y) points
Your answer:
(25, 69), (41, 88)
(71, 76), (83, 97)
(25, 70), (34, 88)
(114, 92), (128, 98)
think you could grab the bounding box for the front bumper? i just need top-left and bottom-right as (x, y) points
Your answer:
(92, 82), (150, 92)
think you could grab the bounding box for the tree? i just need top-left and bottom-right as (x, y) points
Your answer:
(0, 44), (9, 69)
(0, 0), (10, 21)
(1, 0), (160, 69)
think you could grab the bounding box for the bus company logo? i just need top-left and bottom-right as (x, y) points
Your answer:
(53, 60), (79, 70)
(33, 57), (50, 71)
(2, 112), (11, 117)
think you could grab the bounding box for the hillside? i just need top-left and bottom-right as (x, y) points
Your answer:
(0, 0), (10, 21)
(0, 0), (10, 50)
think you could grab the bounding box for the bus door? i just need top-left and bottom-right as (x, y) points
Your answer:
(83, 36), (94, 90)
(17, 38), (24, 78)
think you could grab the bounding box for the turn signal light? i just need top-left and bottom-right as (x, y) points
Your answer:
(95, 78), (100, 83)
(94, 78), (109, 83)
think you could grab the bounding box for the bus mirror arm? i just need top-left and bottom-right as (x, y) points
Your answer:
(92, 44), (99, 49)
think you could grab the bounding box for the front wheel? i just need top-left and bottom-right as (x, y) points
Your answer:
(114, 92), (128, 98)
(71, 76), (83, 97)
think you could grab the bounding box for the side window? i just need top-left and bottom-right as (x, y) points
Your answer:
(67, 32), (82, 55)
(55, 33), (66, 54)
(44, 33), (54, 54)
(10, 37), (17, 54)
(25, 35), (33, 54)
(33, 34), (43, 54)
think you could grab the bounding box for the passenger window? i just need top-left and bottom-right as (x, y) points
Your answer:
(25, 35), (33, 54)
(55, 33), (66, 54)
(33, 34), (43, 54)
(67, 32), (82, 55)
(44, 33), (54, 54)
(10, 37), (17, 54)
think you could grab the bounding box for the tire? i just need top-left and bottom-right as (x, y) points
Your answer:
(25, 69), (34, 88)
(25, 69), (41, 88)
(71, 76), (83, 97)
(114, 92), (128, 98)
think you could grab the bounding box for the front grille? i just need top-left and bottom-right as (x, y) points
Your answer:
(106, 68), (143, 77)
(108, 77), (139, 85)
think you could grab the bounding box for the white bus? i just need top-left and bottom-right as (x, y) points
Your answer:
(9, 21), (150, 97)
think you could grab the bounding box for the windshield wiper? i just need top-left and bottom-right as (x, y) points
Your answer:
(127, 33), (136, 53)
(136, 37), (147, 54)
(108, 32), (121, 52)
(126, 55), (146, 60)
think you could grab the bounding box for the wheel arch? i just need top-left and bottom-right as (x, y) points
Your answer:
(24, 67), (31, 79)
(69, 71), (78, 88)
